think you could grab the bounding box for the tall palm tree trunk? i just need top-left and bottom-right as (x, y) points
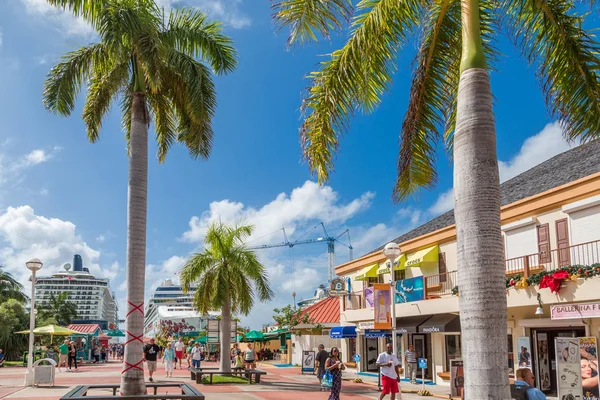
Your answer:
(120, 92), (149, 395)
(454, 67), (509, 399)
(220, 297), (232, 372)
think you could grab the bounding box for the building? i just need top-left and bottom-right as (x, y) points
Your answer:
(35, 254), (119, 327)
(333, 141), (600, 396)
(144, 279), (204, 336)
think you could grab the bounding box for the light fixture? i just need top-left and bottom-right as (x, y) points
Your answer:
(535, 293), (544, 316)
(383, 242), (401, 356)
(26, 258), (43, 272)
(383, 242), (401, 259)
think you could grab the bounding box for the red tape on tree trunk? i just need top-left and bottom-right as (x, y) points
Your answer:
(122, 360), (144, 374)
(126, 300), (144, 317)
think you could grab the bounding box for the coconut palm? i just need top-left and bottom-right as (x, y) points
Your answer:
(273, 0), (600, 397)
(180, 222), (274, 372)
(43, 0), (237, 394)
(38, 292), (78, 326)
(0, 268), (27, 303)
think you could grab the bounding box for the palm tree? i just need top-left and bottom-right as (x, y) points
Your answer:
(43, 0), (237, 394)
(0, 268), (27, 303)
(180, 222), (274, 372)
(38, 292), (78, 326)
(273, 0), (600, 397)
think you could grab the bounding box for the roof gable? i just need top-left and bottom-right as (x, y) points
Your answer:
(297, 296), (340, 324)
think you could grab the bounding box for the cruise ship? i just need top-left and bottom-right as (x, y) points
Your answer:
(35, 254), (119, 327)
(144, 279), (199, 336)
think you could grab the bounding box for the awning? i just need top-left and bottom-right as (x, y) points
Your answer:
(396, 315), (432, 334)
(394, 254), (407, 270)
(330, 326), (357, 338)
(377, 262), (391, 275)
(405, 246), (439, 268)
(364, 329), (402, 338)
(355, 264), (379, 281)
(418, 314), (460, 333)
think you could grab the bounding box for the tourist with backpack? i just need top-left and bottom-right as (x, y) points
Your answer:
(510, 368), (546, 400)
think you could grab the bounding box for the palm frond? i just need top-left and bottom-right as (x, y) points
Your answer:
(502, 0), (600, 142)
(46, 0), (107, 26)
(82, 61), (130, 142)
(300, 0), (422, 184)
(147, 91), (177, 162)
(120, 82), (134, 152)
(272, 0), (354, 46)
(163, 8), (237, 74)
(43, 43), (110, 116)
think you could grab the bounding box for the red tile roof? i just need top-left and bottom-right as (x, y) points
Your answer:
(297, 296), (340, 324)
(68, 324), (103, 334)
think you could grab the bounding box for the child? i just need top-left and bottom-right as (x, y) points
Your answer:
(234, 350), (244, 370)
(163, 343), (175, 378)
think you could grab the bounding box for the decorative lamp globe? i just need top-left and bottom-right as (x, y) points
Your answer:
(535, 306), (544, 315)
(383, 242), (401, 259)
(25, 258), (43, 272)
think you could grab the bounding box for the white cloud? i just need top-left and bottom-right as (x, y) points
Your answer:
(428, 122), (573, 216)
(0, 205), (100, 287)
(96, 234), (105, 243)
(156, 0), (251, 29)
(97, 261), (120, 281)
(21, 0), (95, 37)
(181, 180), (374, 244)
(24, 149), (50, 165)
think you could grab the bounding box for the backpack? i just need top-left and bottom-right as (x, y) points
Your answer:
(510, 383), (530, 400)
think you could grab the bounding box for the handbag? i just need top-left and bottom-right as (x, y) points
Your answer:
(321, 370), (333, 388)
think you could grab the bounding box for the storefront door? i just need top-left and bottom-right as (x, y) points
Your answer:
(365, 338), (379, 372)
(532, 327), (585, 397)
(412, 334), (427, 379)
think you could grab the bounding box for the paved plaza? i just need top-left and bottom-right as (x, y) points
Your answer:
(0, 361), (455, 400)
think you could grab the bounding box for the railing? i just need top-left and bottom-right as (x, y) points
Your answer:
(342, 291), (364, 311)
(505, 240), (600, 277)
(424, 271), (458, 298)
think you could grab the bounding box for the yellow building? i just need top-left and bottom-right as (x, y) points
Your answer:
(333, 141), (600, 396)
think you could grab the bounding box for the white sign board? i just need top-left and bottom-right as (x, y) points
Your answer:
(555, 337), (583, 400)
(551, 303), (600, 320)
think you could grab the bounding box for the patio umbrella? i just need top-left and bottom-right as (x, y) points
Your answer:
(243, 330), (265, 342)
(16, 324), (85, 343)
(104, 329), (125, 337)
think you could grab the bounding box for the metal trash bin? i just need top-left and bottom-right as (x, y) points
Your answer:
(33, 358), (57, 387)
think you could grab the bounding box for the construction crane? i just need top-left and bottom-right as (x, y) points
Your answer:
(247, 222), (353, 284)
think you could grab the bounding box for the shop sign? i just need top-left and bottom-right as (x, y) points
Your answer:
(373, 284), (392, 330)
(555, 337), (582, 399)
(365, 329), (390, 338)
(395, 276), (425, 304)
(551, 302), (600, 320)
(358, 322), (375, 330)
(579, 337), (599, 400)
(450, 359), (464, 397)
(517, 337), (532, 370)
(329, 278), (348, 296)
(302, 351), (315, 374)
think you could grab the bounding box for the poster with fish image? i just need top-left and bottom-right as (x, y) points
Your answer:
(556, 337), (583, 400)
(579, 337), (600, 400)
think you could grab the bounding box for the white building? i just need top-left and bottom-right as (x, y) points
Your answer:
(35, 254), (119, 326)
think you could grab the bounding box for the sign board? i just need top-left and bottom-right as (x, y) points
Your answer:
(373, 284), (392, 330)
(395, 276), (425, 304)
(450, 359), (464, 398)
(302, 351), (315, 374)
(555, 337), (582, 400)
(551, 303), (600, 320)
(418, 358), (427, 369)
(354, 354), (361, 363)
(579, 337), (600, 400)
(517, 337), (532, 370)
(358, 321), (375, 330)
(329, 278), (348, 296)
(365, 287), (374, 308)
(206, 319), (237, 343)
(537, 332), (551, 391)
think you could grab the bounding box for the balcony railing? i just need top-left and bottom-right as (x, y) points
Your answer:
(505, 240), (600, 277)
(424, 271), (458, 298)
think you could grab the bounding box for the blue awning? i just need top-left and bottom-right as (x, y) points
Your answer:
(330, 326), (357, 338)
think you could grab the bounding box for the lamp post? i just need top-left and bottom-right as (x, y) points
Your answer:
(24, 258), (43, 387)
(383, 243), (401, 356)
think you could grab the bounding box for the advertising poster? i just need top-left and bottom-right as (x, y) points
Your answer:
(394, 276), (425, 303)
(556, 337), (583, 400)
(365, 286), (374, 308)
(450, 359), (464, 398)
(580, 337), (600, 400)
(373, 283), (392, 329)
(302, 351), (315, 374)
(517, 337), (533, 370)
(537, 333), (551, 391)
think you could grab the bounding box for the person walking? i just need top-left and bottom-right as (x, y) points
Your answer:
(377, 343), (402, 400)
(68, 341), (78, 372)
(143, 338), (161, 383)
(510, 368), (547, 400)
(163, 343), (176, 378)
(58, 340), (69, 371)
(186, 341), (194, 368)
(325, 347), (345, 400)
(174, 338), (185, 369)
(244, 343), (256, 369)
(404, 345), (418, 384)
(316, 344), (329, 390)
(191, 342), (202, 368)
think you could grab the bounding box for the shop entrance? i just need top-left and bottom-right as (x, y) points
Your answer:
(365, 338), (379, 372)
(410, 334), (432, 379)
(532, 327), (585, 396)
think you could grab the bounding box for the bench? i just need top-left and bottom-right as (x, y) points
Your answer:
(188, 367), (219, 382)
(60, 383), (205, 400)
(194, 369), (267, 385)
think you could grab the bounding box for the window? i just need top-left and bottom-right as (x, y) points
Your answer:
(439, 253), (447, 283)
(367, 277), (379, 287)
(445, 335), (462, 371)
(394, 269), (405, 281)
(507, 334), (514, 376)
(348, 338), (357, 363)
(505, 223), (538, 260)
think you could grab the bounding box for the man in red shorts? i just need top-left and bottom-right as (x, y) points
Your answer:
(174, 338), (185, 369)
(376, 343), (402, 400)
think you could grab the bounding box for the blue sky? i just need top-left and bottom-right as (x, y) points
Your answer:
(0, 0), (589, 328)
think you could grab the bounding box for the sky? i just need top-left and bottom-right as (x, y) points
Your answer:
(0, 0), (592, 329)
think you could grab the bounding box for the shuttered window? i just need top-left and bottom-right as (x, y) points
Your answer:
(505, 225), (538, 260)
(537, 224), (551, 263)
(569, 205), (600, 245)
(555, 218), (571, 266)
(439, 252), (447, 283)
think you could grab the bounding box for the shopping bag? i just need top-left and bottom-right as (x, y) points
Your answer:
(321, 370), (333, 388)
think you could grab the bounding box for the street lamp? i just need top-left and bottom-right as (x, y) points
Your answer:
(24, 258), (43, 387)
(383, 243), (401, 356)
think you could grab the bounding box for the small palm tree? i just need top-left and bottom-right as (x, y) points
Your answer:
(0, 268), (27, 303)
(43, 0), (236, 394)
(273, 0), (600, 397)
(38, 292), (78, 326)
(180, 222), (274, 372)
